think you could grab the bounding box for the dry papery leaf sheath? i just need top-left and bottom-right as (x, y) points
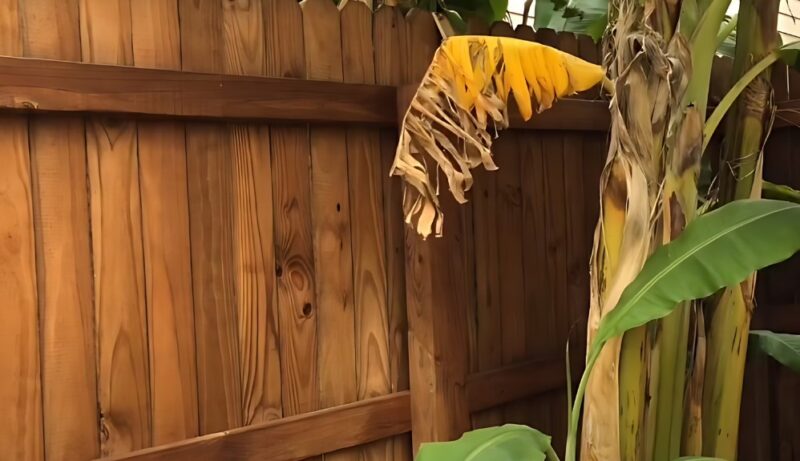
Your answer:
(390, 35), (605, 238)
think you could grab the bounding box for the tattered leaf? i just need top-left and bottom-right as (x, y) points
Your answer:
(391, 35), (604, 238)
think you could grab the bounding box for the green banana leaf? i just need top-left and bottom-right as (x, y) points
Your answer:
(594, 199), (800, 346)
(416, 424), (559, 461)
(750, 330), (800, 373)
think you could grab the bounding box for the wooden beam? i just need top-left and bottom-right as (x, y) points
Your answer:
(466, 357), (566, 413)
(96, 392), (410, 461)
(0, 56), (612, 130)
(404, 198), (473, 452)
(0, 55), (396, 125)
(396, 83), (611, 132)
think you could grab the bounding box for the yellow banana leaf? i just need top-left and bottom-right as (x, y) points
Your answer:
(391, 35), (605, 238)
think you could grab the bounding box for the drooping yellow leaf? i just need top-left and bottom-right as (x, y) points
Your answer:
(391, 35), (605, 238)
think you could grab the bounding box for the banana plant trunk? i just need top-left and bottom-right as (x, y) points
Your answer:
(583, 0), (687, 458)
(584, 0), (730, 458)
(701, 0), (779, 457)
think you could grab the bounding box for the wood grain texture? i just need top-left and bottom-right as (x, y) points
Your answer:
(471, 146), (504, 429)
(137, 120), (199, 443)
(300, 4), (358, 461)
(0, 115), (43, 461)
(81, 0), (151, 455)
(229, 124), (283, 425)
(79, 0), (132, 65)
(374, 7), (412, 458)
(0, 0), (21, 54)
(518, 131), (558, 434)
(86, 115), (151, 455)
(222, 0), (283, 427)
(541, 132), (570, 453)
(20, 1), (98, 459)
(131, 0), (180, 70)
(494, 136), (527, 424)
(179, 0), (241, 434)
(342, 3), (393, 460)
(563, 131), (589, 370)
(0, 55), (397, 125)
(186, 122), (242, 433)
(466, 357), (566, 413)
(0, 10), (43, 461)
(374, 5), (410, 392)
(21, 0), (81, 60)
(31, 116), (98, 461)
(97, 392), (411, 461)
(265, 0), (319, 420)
(131, 0), (199, 445)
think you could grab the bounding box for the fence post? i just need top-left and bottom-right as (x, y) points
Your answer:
(404, 203), (473, 453)
(398, 10), (473, 454)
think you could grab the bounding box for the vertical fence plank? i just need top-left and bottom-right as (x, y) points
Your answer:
(80, 0), (151, 455)
(519, 131), (558, 435)
(265, 0), (319, 421)
(542, 130), (570, 454)
(301, 2), (358, 461)
(403, 8), (472, 453)
(20, 1), (98, 460)
(489, 21), (528, 425)
(515, 24), (557, 437)
(221, 0), (283, 427)
(0, 7), (43, 461)
(536, 30), (572, 455)
(179, 0), (242, 435)
(341, 2), (393, 460)
(21, 0), (80, 59)
(31, 117), (97, 461)
(131, 0), (199, 445)
(471, 142), (503, 429)
(374, 6), (412, 460)
(0, 118), (42, 461)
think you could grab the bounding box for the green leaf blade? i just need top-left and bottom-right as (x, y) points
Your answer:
(596, 199), (800, 345)
(416, 425), (557, 461)
(750, 330), (800, 372)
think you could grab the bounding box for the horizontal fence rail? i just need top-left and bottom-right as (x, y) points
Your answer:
(0, 56), (615, 130)
(98, 392), (411, 461)
(5, 55), (798, 131)
(0, 56), (397, 125)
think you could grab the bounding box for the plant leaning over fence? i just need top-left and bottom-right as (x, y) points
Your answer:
(390, 31), (800, 461)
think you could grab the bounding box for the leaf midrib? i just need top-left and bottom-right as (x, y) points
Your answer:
(600, 205), (791, 341)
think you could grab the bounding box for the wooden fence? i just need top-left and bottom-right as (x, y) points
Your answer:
(0, 1), (797, 460)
